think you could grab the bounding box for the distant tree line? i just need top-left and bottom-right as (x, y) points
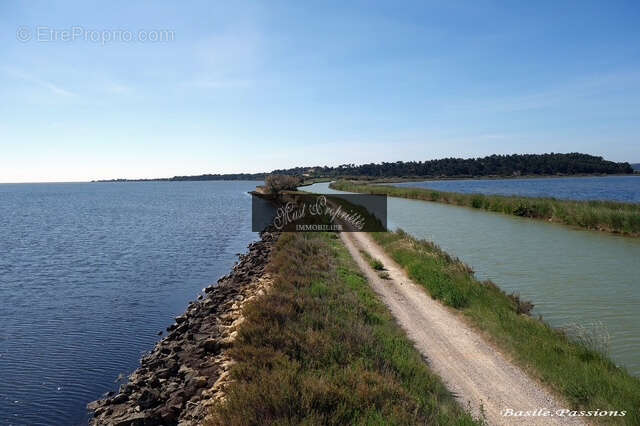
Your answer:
(169, 173), (266, 181)
(272, 153), (633, 178)
(96, 153), (633, 182)
(96, 173), (266, 182)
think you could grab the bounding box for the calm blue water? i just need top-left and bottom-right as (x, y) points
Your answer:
(391, 175), (640, 202)
(0, 181), (259, 425)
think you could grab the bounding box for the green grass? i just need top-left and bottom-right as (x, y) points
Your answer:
(359, 248), (391, 280)
(358, 248), (385, 271)
(370, 229), (640, 424)
(371, 259), (385, 271)
(207, 232), (478, 425)
(330, 180), (640, 236)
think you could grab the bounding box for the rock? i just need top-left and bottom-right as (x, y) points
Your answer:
(87, 229), (279, 425)
(188, 376), (208, 389)
(178, 365), (196, 377)
(112, 393), (128, 404)
(147, 375), (160, 388)
(156, 368), (171, 379)
(201, 339), (220, 354)
(138, 388), (160, 409)
(165, 359), (178, 373)
(217, 336), (233, 349)
(159, 406), (180, 423)
(112, 412), (150, 426)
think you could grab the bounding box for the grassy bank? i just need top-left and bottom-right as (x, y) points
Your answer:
(371, 230), (640, 423)
(207, 232), (477, 425)
(330, 180), (640, 236)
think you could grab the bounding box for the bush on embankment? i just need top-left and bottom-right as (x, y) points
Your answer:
(330, 180), (640, 236)
(207, 232), (477, 425)
(371, 230), (640, 424)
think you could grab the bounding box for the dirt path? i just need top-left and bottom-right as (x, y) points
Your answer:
(341, 231), (584, 426)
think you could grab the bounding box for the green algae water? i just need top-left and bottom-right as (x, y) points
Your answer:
(307, 182), (640, 376)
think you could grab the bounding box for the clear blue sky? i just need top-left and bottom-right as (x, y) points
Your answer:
(1, 0), (639, 182)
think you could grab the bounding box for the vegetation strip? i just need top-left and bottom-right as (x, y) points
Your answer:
(369, 230), (640, 424)
(96, 153), (634, 182)
(206, 232), (477, 425)
(330, 180), (640, 236)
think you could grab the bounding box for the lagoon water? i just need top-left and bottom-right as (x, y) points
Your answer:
(0, 181), (259, 425)
(3, 179), (639, 425)
(307, 182), (640, 377)
(391, 175), (640, 202)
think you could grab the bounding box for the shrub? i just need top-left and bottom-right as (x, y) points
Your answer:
(508, 292), (534, 315)
(265, 174), (302, 194)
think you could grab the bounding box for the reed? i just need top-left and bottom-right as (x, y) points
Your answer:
(330, 180), (640, 236)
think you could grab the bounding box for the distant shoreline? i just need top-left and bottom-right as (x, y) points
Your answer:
(92, 177), (266, 183)
(1, 173), (635, 185)
(93, 172), (637, 184)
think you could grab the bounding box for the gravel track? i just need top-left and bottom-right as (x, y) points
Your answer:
(341, 231), (585, 426)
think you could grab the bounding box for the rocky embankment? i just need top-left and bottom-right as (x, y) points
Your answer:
(88, 229), (279, 426)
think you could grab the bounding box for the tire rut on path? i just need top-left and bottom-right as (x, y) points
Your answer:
(341, 231), (585, 426)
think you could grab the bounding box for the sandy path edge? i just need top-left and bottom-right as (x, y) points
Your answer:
(340, 231), (585, 426)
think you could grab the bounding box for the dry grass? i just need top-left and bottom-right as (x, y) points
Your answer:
(206, 232), (477, 425)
